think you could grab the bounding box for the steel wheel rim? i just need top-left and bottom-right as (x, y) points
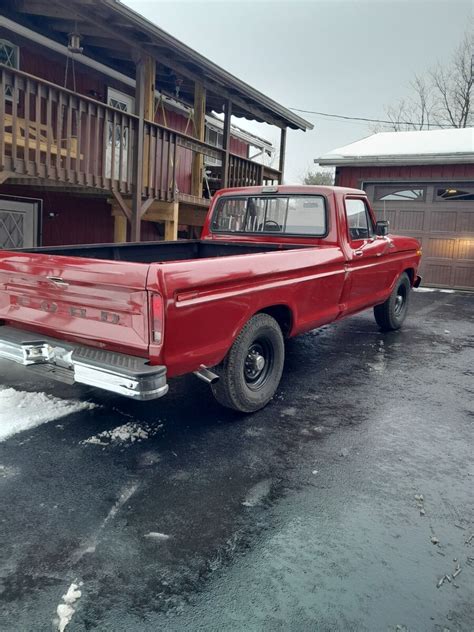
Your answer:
(244, 338), (274, 390)
(394, 285), (407, 316)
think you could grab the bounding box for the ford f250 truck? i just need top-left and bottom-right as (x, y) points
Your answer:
(0, 185), (421, 412)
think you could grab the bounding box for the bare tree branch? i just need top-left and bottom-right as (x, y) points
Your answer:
(379, 30), (473, 131)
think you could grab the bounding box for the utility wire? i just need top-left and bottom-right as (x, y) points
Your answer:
(289, 107), (452, 129)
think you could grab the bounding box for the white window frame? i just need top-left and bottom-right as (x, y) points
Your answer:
(0, 39), (20, 102)
(107, 87), (135, 113)
(205, 126), (223, 166)
(105, 88), (135, 181)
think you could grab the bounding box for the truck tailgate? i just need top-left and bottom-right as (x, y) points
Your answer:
(0, 251), (151, 356)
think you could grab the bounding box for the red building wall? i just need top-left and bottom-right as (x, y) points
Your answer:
(0, 185), (114, 246)
(335, 163), (474, 189)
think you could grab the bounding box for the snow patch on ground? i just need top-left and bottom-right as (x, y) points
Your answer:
(55, 582), (82, 632)
(82, 421), (163, 447)
(415, 288), (455, 294)
(242, 479), (272, 507)
(0, 464), (20, 479)
(0, 387), (95, 442)
(144, 531), (170, 541)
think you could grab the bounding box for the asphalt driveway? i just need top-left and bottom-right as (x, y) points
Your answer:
(0, 289), (473, 632)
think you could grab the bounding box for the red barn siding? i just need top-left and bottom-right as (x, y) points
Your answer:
(336, 164), (474, 189)
(17, 40), (133, 100)
(230, 137), (248, 158)
(0, 185), (113, 246)
(140, 220), (163, 242)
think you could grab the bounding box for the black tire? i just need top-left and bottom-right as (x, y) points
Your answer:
(374, 272), (411, 331)
(211, 313), (285, 413)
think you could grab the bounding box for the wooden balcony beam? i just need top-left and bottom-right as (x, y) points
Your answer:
(16, 1), (77, 19)
(142, 200), (179, 241)
(0, 171), (13, 186)
(279, 127), (287, 184)
(110, 190), (131, 222)
(222, 99), (232, 188)
(191, 81), (206, 198)
(131, 55), (146, 242)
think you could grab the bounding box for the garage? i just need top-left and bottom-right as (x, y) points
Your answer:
(319, 128), (474, 290)
(364, 181), (474, 289)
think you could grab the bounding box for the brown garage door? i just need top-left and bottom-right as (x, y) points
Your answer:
(365, 182), (474, 290)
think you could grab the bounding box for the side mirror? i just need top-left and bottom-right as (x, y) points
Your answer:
(376, 220), (389, 236)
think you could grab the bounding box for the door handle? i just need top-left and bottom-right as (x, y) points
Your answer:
(354, 250), (364, 257)
(47, 276), (69, 288)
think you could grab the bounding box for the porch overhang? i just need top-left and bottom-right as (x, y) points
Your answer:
(6, 0), (313, 131)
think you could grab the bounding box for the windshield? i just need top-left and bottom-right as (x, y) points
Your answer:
(211, 195), (327, 236)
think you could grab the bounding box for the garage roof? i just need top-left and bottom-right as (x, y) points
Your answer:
(318, 128), (474, 166)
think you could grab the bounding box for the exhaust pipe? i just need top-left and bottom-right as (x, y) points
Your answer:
(194, 365), (219, 385)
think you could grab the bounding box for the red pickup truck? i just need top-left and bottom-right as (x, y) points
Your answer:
(0, 185), (421, 412)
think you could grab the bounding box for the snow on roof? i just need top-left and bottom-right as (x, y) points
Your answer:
(318, 128), (474, 166)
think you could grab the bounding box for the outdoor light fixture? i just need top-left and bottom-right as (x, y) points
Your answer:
(67, 31), (83, 55)
(446, 188), (458, 194)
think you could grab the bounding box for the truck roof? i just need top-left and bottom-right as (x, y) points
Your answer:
(215, 184), (365, 197)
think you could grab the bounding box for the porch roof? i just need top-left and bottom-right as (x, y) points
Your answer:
(7, 0), (313, 131)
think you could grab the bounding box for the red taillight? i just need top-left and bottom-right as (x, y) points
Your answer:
(151, 294), (164, 344)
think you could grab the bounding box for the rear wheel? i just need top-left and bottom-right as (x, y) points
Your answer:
(211, 313), (285, 413)
(374, 272), (411, 331)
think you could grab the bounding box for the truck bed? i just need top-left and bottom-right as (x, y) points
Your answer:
(20, 240), (303, 264)
(0, 239), (311, 363)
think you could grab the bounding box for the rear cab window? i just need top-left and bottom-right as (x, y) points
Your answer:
(211, 195), (327, 237)
(344, 198), (374, 241)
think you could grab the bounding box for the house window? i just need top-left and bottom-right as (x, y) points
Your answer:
(375, 186), (426, 202)
(436, 185), (474, 202)
(0, 40), (19, 68)
(206, 127), (223, 149)
(205, 127), (223, 166)
(0, 40), (20, 100)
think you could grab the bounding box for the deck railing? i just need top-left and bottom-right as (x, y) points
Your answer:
(0, 65), (138, 193)
(227, 154), (264, 189)
(0, 65), (279, 201)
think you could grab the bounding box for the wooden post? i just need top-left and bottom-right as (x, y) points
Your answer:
(110, 196), (130, 243)
(164, 201), (179, 241)
(143, 56), (156, 190)
(141, 200), (180, 242)
(113, 213), (128, 242)
(279, 127), (287, 184)
(222, 99), (232, 188)
(191, 81), (206, 198)
(131, 55), (146, 242)
(143, 56), (156, 121)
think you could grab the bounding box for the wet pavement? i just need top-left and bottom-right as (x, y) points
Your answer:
(0, 290), (473, 631)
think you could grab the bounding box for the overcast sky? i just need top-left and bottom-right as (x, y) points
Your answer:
(124, 0), (472, 182)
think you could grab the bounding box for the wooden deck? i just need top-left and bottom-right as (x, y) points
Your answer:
(0, 64), (281, 240)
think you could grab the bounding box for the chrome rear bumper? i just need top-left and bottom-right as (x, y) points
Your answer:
(0, 325), (168, 401)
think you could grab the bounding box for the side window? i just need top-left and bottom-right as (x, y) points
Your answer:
(345, 199), (373, 241)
